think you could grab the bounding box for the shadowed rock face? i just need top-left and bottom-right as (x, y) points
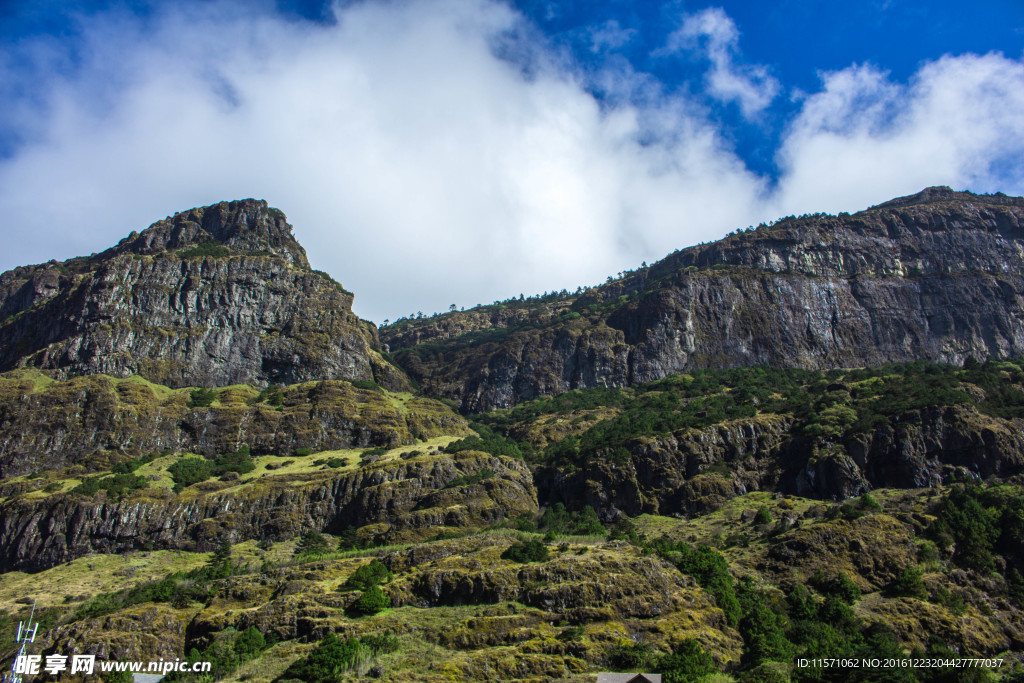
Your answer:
(383, 187), (1024, 412)
(0, 199), (394, 390)
(535, 406), (1024, 519)
(0, 451), (536, 572)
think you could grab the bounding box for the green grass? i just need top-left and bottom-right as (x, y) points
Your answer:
(0, 548), (208, 612)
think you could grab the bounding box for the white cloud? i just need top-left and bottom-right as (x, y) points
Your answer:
(660, 6), (778, 119)
(0, 0), (769, 321)
(776, 54), (1024, 214)
(0, 2), (1022, 323)
(586, 20), (636, 54)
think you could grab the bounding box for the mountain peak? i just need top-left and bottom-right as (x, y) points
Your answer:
(870, 186), (1024, 211)
(103, 198), (309, 269)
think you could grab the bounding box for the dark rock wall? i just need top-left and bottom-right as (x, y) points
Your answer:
(0, 452), (536, 572)
(386, 189), (1024, 412)
(0, 199), (388, 389)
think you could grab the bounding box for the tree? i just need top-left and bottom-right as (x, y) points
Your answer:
(350, 585), (390, 616)
(277, 633), (366, 683)
(294, 531), (330, 557)
(657, 639), (716, 682)
(343, 560), (391, 591)
(234, 627), (266, 658)
(206, 539), (234, 579)
(502, 539), (549, 563)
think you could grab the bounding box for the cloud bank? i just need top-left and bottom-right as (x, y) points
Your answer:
(0, 1), (1022, 322)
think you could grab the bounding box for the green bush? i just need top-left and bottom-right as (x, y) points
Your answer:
(293, 447), (314, 457)
(609, 642), (652, 670)
(502, 539), (549, 563)
(538, 503), (605, 536)
(445, 468), (494, 488)
(234, 627), (266, 658)
(887, 565), (928, 599)
(737, 580), (794, 668)
(179, 241), (231, 259)
(656, 639), (717, 683)
(275, 633), (368, 683)
(350, 585), (390, 617)
(859, 492), (883, 512)
(294, 531), (330, 557)
(189, 388), (217, 408)
(167, 458), (214, 491)
(254, 384), (285, 407)
(71, 473), (147, 500)
(930, 586), (966, 615)
(814, 572), (861, 604)
(213, 446), (255, 476)
(660, 541), (741, 627)
(753, 507), (772, 525)
(343, 560), (391, 591)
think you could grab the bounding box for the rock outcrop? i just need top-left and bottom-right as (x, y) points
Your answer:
(536, 407), (1024, 519)
(0, 199), (402, 390)
(0, 450), (535, 572)
(0, 371), (467, 477)
(384, 188), (1024, 411)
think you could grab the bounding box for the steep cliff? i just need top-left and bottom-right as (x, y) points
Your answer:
(0, 370), (466, 477)
(0, 449), (535, 572)
(0, 200), (404, 390)
(384, 187), (1024, 411)
(536, 405), (1024, 519)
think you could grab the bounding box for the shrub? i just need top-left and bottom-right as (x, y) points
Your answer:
(294, 531), (330, 557)
(350, 586), (390, 616)
(887, 565), (928, 600)
(254, 384), (285, 407)
(293, 447), (314, 457)
(445, 468), (494, 488)
(930, 586), (966, 615)
(753, 507), (772, 525)
(234, 627), (266, 658)
(859, 492), (883, 512)
(189, 388), (216, 408)
(276, 633), (368, 683)
(71, 473), (147, 500)
(502, 539), (549, 563)
(179, 242), (231, 259)
(670, 543), (741, 627)
(815, 572), (861, 604)
(167, 458), (214, 491)
(656, 639), (717, 683)
(343, 560), (391, 591)
(558, 625), (585, 642)
(213, 446), (254, 476)
(609, 642), (652, 670)
(738, 581), (794, 667)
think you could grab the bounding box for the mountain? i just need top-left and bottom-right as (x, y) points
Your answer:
(0, 199), (406, 391)
(383, 187), (1024, 412)
(1, 189), (1023, 681)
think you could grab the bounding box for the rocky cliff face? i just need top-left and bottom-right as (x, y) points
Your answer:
(0, 450), (536, 572)
(536, 406), (1024, 520)
(0, 199), (402, 390)
(384, 188), (1024, 411)
(0, 371), (467, 477)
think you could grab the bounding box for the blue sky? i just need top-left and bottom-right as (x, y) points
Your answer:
(1, 0), (1022, 322)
